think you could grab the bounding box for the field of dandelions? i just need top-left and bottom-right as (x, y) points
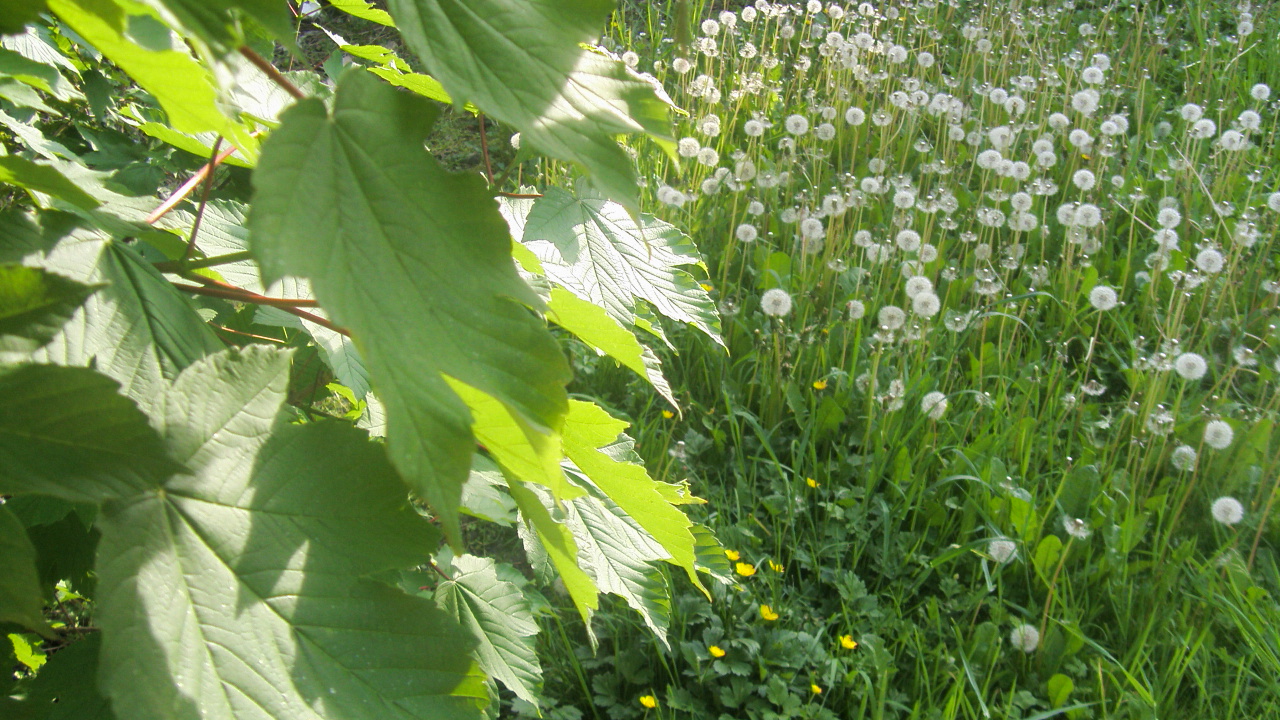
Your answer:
(520, 1), (1280, 719)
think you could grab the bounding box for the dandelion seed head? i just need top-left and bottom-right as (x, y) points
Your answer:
(1211, 496), (1244, 525)
(921, 390), (947, 419)
(896, 229), (922, 252)
(1171, 444), (1197, 471)
(1089, 285), (1118, 311)
(785, 114), (810, 135)
(1010, 624), (1040, 652)
(1073, 169), (1097, 191)
(1203, 419), (1234, 450)
(761, 288), (793, 317)
(989, 539), (1017, 563)
(1195, 248), (1224, 274)
(1063, 516), (1092, 540)
(879, 305), (906, 329)
(1181, 103), (1204, 122)
(847, 299), (866, 319)
(735, 223), (758, 242)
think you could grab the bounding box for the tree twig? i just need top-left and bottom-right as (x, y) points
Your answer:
(180, 136), (223, 266)
(146, 144), (239, 225)
(239, 45), (306, 100)
(154, 250), (255, 273)
(477, 112), (495, 184)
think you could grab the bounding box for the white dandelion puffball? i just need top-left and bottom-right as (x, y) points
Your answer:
(1010, 624), (1040, 653)
(677, 137), (700, 157)
(896, 229), (922, 252)
(912, 292), (941, 318)
(1171, 444), (1197, 472)
(845, 107), (866, 125)
(1194, 249), (1224, 274)
(785, 114), (810, 135)
(1063, 517), (1092, 540)
(1190, 119), (1216, 139)
(1048, 112), (1070, 130)
(1072, 169), (1096, 191)
(1203, 420), (1234, 450)
(893, 189), (917, 209)
(1089, 286), (1118, 311)
(1180, 103), (1204, 122)
(905, 276), (934, 299)
(1211, 497), (1244, 525)
(735, 223), (758, 242)
(847, 300), (866, 320)
(921, 391), (947, 420)
(800, 217), (825, 240)
(761, 288), (793, 317)
(878, 305), (906, 330)
(1238, 111), (1261, 132)
(744, 119), (765, 137)
(1157, 207), (1182, 228)
(815, 123), (836, 141)
(1267, 192), (1280, 213)
(1071, 89), (1099, 116)
(1252, 83), (1271, 101)
(1174, 352), (1208, 380)
(988, 539), (1017, 564)
(1219, 130), (1246, 151)
(672, 57), (692, 74)
(696, 147), (719, 166)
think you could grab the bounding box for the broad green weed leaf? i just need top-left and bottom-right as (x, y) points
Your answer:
(47, 0), (257, 154)
(0, 505), (51, 635)
(12, 230), (223, 413)
(386, 0), (675, 211)
(460, 455), (517, 526)
(97, 347), (487, 720)
(250, 70), (570, 544)
(436, 555), (542, 707)
(562, 399), (706, 595)
(131, 0), (294, 55)
(0, 46), (81, 101)
(524, 186), (722, 347)
(0, 364), (184, 503)
(0, 263), (99, 353)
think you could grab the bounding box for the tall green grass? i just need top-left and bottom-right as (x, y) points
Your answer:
(524, 1), (1280, 718)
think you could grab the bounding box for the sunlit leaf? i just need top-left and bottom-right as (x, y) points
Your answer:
(436, 555), (542, 706)
(96, 347), (487, 720)
(0, 263), (99, 353)
(386, 0), (675, 211)
(250, 70), (570, 544)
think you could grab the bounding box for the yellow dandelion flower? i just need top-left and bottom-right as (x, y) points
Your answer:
(805, 477), (819, 488)
(839, 634), (858, 650)
(661, 409), (674, 419)
(700, 282), (714, 292)
(812, 379), (828, 390)
(735, 562), (756, 577)
(811, 683), (822, 694)
(759, 604), (779, 621)
(639, 695), (657, 709)
(709, 645), (726, 658)
(767, 559), (784, 572)
(725, 549), (741, 562)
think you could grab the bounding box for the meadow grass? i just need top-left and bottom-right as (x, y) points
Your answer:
(523, 0), (1280, 718)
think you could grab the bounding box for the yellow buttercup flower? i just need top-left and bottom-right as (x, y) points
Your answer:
(759, 604), (779, 621)
(805, 477), (818, 488)
(700, 282), (714, 291)
(812, 379), (828, 390)
(661, 409), (674, 419)
(725, 549), (741, 561)
(639, 695), (657, 709)
(839, 634), (858, 650)
(811, 683), (823, 694)
(708, 645), (726, 658)
(735, 562), (756, 577)
(767, 559), (784, 572)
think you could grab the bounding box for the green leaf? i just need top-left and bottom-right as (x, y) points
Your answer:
(547, 286), (677, 407)
(21, 634), (115, 719)
(0, 156), (101, 210)
(524, 186), (722, 346)
(561, 399), (706, 596)
(0, 0), (49, 35)
(560, 480), (672, 646)
(0, 505), (51, 635)
(249, 70), (570, 545)
(329, 0), (395, 26)
(436, 555), (542, 706)
(0, 264), (99, 353)
(386, 0), (675, 211)
(47, 0), (257, 154)
(0, 46), (81, 101)
(0, 364), (185, 503)
(10, 226), (223, 411)
(96, 347), (487, 720)
(460, 455), (517, 526)
(508, 479), (598, 630)
(131, 0), (294, 55)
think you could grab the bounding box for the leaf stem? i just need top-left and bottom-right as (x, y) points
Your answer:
(180, 136), (224, 267)
(146, 143), (239, 225)
(173, 283), (348, 336)
(238, 45), (306, 100)
(154, 250), (255, 273)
